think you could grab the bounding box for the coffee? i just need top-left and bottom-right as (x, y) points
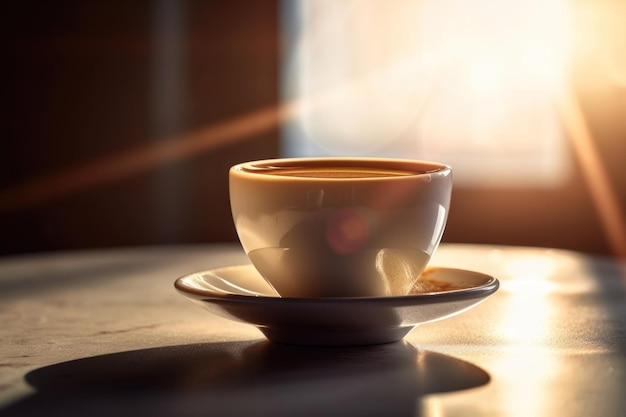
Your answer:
(230, 157), (453, 298)
(243, 166), (423, 179)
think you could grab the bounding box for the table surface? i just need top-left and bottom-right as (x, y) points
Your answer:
(1, 243), (625, 417)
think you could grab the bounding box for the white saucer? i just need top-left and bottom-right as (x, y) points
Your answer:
(174, 265), (499, 346)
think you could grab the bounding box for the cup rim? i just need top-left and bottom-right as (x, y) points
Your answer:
(230, 157), (451, 181)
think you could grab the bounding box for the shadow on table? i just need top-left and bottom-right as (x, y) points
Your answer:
(1, 340), (490, 417)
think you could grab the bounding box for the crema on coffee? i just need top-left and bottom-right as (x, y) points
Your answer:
(244, 166), (424, 178)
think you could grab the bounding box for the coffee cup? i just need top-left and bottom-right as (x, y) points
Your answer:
(229, 157), (452, 298)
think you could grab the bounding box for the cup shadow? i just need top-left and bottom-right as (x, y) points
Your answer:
(1, 340), (490, 417)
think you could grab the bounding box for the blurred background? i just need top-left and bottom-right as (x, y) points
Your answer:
(1, 0), (625, 258)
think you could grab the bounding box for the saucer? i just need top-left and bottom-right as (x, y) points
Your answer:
(174, 265), (499, 346)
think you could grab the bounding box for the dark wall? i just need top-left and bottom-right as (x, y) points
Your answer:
(1, 1), (280, 254)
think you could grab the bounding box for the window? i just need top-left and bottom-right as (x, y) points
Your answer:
(281, 0), (572, 187)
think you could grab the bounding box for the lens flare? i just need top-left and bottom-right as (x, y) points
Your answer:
(326, 208), (370, 254)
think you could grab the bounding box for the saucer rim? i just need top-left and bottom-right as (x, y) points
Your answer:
(174, 265), (500, 305)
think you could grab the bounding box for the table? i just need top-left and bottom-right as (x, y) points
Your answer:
(1, 243), (625, 417)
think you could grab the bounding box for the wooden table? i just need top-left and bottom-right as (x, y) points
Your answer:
(1, 243), (624, 417)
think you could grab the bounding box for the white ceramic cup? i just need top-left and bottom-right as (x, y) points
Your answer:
(229, 157), (452, 298)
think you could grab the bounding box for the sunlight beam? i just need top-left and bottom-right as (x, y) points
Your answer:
(0, 102), (296, 215)
(559, 87), (626, 259)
